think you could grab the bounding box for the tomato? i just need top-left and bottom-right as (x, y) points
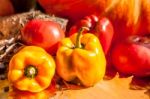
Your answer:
(112, 35), (150, 77)
(38, 0), (105, 25)
(69, 15), (114, 54)
(21, 19), (65, 55)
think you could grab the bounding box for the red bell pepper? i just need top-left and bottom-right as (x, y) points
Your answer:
(69, 14), (114, 54)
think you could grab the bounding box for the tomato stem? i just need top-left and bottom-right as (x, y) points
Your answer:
(75, 27), (89, 48)
(24, 65), (38, 78)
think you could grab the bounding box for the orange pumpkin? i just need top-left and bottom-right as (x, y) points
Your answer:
(38, 0), (105, 25)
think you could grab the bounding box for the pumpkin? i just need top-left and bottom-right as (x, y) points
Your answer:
(38, 0), (106, 25)
(38, 0), (150, 42)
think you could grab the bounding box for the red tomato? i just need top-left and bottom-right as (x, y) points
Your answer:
(21, 19), (65, 55)
(69, 15), (114, 54)
(112, 35), (150, 77)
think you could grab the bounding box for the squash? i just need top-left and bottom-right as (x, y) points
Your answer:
(38, 0), (106, 25)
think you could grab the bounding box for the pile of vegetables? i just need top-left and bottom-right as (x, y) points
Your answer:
(8, 18), (107, 98)
(2, 0), (149, 98)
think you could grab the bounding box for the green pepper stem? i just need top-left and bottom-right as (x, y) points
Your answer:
(24, 65), (38, 79)
(75, 27), (89, 48)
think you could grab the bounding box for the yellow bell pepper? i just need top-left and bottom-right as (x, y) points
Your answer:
(8, 46), (55, 92)
(56, 27), (106, 87)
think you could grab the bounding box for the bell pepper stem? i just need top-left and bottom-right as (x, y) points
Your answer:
(75, 27), (89, 48)
(24, 65), (38, 79)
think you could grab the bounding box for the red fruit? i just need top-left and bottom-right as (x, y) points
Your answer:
(112, 35), (150, 77)
(94, 17), (114, 54)
(21, 19), (65, 55)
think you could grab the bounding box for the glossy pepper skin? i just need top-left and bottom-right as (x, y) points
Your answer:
(56, 28), (106, 87)
(69, 14), (114, 54)
(8, 46), (55, 92)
